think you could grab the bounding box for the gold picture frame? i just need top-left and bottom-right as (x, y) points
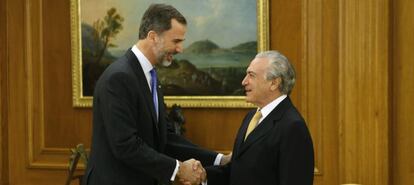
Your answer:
(70, 0), (269, 108)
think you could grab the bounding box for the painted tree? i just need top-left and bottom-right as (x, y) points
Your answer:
(92, 7), (124, 64)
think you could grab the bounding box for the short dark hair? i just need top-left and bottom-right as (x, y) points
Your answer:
(138, 4), (187, 39)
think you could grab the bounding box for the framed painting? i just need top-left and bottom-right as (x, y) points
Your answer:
(70, 0), (269, 108)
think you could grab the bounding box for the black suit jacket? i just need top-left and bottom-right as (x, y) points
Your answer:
(207, 97), (314, 185)
(83, 50), (218, 185)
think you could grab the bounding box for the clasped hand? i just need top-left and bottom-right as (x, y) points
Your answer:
(175, 159), (206, 185)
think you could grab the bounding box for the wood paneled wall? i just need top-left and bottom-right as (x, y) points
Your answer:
(338, 0), (390, 184)
(301, 0), (340, 184)
(1, 0), (414, 185)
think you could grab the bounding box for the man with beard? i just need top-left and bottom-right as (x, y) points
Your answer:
(83, 4), (229, 185)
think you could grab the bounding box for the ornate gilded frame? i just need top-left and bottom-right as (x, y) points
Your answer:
(70, 0), (269, 108)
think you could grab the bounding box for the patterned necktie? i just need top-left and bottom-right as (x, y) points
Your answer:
(150, 69), (159, 120)
(244, 109), (262, 140)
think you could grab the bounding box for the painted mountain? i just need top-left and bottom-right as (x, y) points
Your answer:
(158, 40), (257, 96)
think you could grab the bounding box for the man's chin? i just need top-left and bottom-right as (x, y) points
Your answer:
(244, 96), (252, 102)
(161, 60), (172, 67)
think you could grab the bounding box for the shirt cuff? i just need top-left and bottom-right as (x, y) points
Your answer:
(202, 180), (208, 185)
(170, 160), (180, 181)
(213, 153), (224, 166)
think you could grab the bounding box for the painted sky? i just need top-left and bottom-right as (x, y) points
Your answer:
(81, 0), (257, 50)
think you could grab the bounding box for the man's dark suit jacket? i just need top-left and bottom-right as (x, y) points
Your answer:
(83, 50), (218, 185)
(207, 97), (314, 185)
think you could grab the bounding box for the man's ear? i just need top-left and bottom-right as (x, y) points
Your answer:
(270, 77), (281, 91)
(147, 31), (158, 41)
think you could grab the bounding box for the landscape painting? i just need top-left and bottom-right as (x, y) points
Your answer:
(71, 0), (268, 107)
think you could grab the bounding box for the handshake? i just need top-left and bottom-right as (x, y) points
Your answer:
(175, 159), (206, 185)
(174, 153), (232, 185)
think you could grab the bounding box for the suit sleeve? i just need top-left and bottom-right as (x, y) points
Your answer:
(100, 72), (175, 185)
(205, 163), (230, 185)
(165, 132), (218, 166)
(278, 120), (314, 185)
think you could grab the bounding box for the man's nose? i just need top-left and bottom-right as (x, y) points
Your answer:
(176, 44), (183, 53)
(241, 76), (248, 86)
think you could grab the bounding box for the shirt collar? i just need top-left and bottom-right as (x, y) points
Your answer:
(131, 45), (153, 73)
(259, 94), (287, 122)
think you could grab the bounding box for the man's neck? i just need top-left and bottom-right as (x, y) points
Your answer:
(258, 92), (282, 108)
(136, 41), (155, 65)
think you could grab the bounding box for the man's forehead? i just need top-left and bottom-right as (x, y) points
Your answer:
(246, 65), (258, 74)
(170, 19), (187, 30)
(247, 59), (267, 74)
(250, 58), (267, 68)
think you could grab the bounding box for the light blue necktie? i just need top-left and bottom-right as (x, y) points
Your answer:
(150, 69), (159, 120)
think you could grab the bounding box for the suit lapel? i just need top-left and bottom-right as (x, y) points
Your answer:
(233, 110), (255, 157)
(125, 50), (159, 133)
(157, 85), (168, 148)
(235, 97), (293, 158)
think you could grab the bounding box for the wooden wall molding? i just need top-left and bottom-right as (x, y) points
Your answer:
(24, 0), (72, 169)
(1, 0), (10, 182)
(301, 0), (324, 176)
(392, 0), (414, 184)
(338, 0), (390, 184)
(7, 0), (68, 183)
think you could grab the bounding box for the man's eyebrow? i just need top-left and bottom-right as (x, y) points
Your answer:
(246, 70), (256, 75)
(173, 38), (185, 42)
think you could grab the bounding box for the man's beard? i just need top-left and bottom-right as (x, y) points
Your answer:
(156, 51), (172, 67)
(161, 60), (172, 67)
(153, 39), (173, 67)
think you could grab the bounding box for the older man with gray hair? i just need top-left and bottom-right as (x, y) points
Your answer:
(206, 50), (314, 185)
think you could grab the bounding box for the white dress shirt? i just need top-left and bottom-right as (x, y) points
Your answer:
(258, 94), (287, 125)
(131, 45), (154, 90)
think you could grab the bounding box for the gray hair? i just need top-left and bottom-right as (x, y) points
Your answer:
(255, 50), (296, 95)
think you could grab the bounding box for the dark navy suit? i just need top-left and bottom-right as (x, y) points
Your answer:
(207, 97), (314, 185)
(84, 50), (218, 185)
